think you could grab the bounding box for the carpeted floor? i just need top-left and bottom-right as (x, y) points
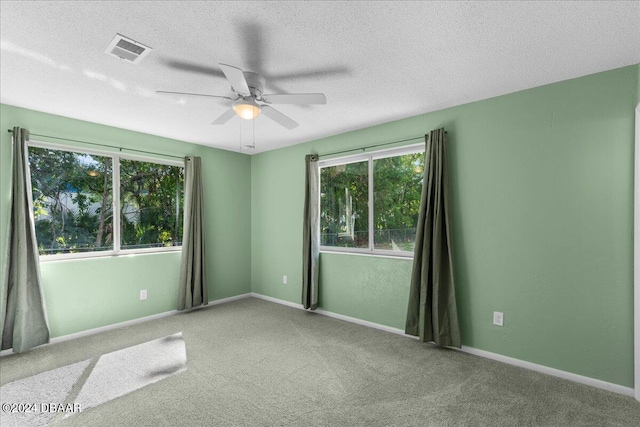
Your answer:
(1, 297), (638, 426)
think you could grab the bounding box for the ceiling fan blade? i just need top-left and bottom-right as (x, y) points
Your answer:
(239, 21), (266, 73)
(261, 105), (299, 129)
(156, 91), (232, 101)
(268, 66), (350, 81)
(262, 93), (327, 105)
(212, 108), (237, 125)
(219, 63), (251, 96)
(160, 58), (226, 79)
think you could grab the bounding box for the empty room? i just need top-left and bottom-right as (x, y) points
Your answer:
(1, 1), (639, 426)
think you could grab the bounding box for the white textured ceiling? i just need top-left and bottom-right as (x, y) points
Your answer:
(1, 1), (639, 154)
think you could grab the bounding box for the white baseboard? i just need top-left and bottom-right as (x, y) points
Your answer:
(251, 292), (634, 397)
(251, 293), (305, 310)
(457, 346), (634, 397)
(0, 293), (252, 357)
(251, 292), (417, 338)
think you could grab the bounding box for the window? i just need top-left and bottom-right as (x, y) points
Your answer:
(320, 160), (368, 248)
(29, 147), (114, 255)
(28, 142), (184, 259)
(320, 144), (424, 257)
(120, 159), (183, 250)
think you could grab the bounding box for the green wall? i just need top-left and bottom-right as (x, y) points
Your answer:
(0, 104), (251, 337)
(251, 65), (637, 387)
(637, 62), (640, 103)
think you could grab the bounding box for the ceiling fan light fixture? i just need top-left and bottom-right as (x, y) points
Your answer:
(233, 98), (261, 120)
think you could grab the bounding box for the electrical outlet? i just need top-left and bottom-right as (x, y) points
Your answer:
(140, 290), (147, 301)
(493, 311), (504, 326)
(283, 275), (288, 285)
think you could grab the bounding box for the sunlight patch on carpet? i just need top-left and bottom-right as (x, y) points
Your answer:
(73, 333), (187, 412)
(0, 333), (186, 426)
(0, 359), (91, 427)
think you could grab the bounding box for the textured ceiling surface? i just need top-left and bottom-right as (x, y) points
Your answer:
(1, 1), (639, 154)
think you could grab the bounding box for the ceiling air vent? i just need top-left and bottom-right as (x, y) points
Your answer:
(104, 34), (152, 64)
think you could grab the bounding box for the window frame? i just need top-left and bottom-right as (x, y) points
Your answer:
(318, 143), (425, 259)
(27, 139), (184, 262)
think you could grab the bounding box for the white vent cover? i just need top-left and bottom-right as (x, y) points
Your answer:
(104, 34), (152, 64)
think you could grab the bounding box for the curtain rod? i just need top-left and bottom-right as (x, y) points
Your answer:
(7, 129), (184, 160)
(318, 132), (446, 158)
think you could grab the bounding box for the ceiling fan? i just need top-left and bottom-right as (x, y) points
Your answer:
(156, 63), (327, 129)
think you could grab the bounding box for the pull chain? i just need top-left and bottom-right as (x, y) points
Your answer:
(251, 116), (256, 149)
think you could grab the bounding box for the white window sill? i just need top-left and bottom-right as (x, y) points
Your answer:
(319, 248), (414, 261)
(38, 247), (182, 263)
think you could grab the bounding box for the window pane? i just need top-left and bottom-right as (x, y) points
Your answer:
(320, 161), (369, 248)
(28, 147), (113, 255)
(120, 159), (184, 250)
(373, 152), (424, 252)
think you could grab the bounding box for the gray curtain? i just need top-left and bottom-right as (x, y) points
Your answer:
(178, 156), (207, 310)
(405, 128), (461, 348)
(1, 127), (50, 353)
(302, 154), (320, 310)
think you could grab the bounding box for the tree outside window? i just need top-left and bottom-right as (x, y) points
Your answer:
(28, 145), (183, 257)
(320, 146), (424, 255)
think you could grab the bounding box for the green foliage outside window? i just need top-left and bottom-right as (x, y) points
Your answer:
(120, 159), (184, 249)
(320, 150), (424, 253)
(320, 161), (369, 248)
(29, 147), (113, 255)
(28, 146), (183, 256)
(373, 152), (424, 252)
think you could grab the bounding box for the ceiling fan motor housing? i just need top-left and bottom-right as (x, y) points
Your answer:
(243, 72), (265, 98)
